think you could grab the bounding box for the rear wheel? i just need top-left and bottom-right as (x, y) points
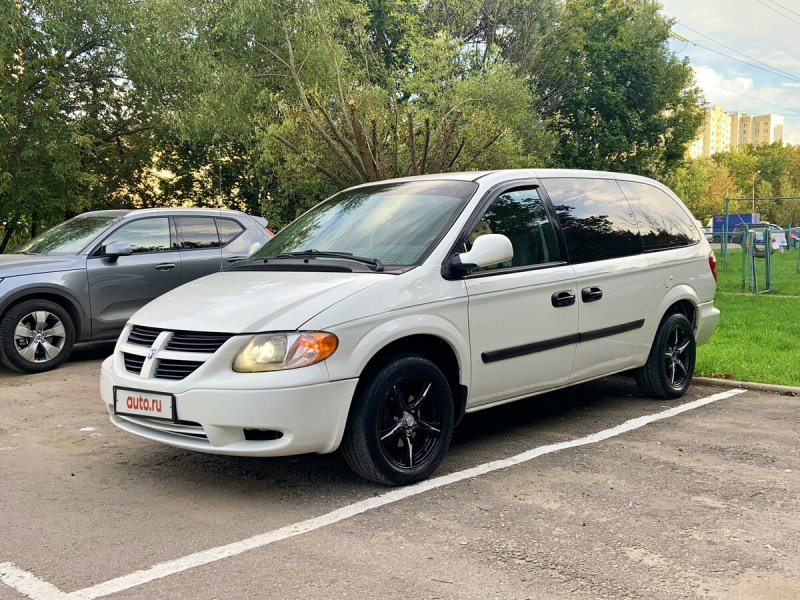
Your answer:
(635, 313), (696, 399)
(0, 300), (75, 373)
(342, 354), (454, 486)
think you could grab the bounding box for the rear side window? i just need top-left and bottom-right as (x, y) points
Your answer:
(618, 181), (700, 250)
(541, 178), (640, 263)
(466, 187), (560, 270)
(215, 218), (245, 245)
(175, 217), (221, 249)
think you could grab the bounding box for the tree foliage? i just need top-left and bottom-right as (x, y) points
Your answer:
(534, 0), (703, 176)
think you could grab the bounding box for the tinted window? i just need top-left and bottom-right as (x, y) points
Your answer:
(216, 218), (245, 245)
(618, 181), (700, 250)
(176, 217), (220, 249)
(103, 218), (171, 254)
(541, 178), (640, 263)
(466, 187), (560, 270)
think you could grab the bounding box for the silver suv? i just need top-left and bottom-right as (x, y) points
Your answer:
(0, 208), (270, 373)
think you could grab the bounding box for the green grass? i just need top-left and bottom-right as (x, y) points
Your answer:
(696, 292), (800, 386)
(715, 247), (800, 296)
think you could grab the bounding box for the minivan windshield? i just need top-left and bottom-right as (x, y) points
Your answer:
(252, 180), (477, 267)
(15, 215), (122, 255)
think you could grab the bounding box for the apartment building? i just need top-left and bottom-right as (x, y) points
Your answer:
(687, 105), (732, 158)
(730, 112), (784, 150)
(688, 107), (784, 158)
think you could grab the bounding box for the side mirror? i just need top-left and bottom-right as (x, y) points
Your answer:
(448, 234), (513, 276)
(104, 241), (133, 262)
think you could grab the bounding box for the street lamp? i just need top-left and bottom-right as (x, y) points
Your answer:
(751, 170), (761, 215)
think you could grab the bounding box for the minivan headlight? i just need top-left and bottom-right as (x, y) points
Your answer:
(232, 332), (338, 373)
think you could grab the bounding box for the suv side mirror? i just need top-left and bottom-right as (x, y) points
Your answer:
(104, 241), (133, 262)
(448, 234), (514, 276)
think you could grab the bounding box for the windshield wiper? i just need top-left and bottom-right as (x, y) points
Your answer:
(271, 249), (384, 272)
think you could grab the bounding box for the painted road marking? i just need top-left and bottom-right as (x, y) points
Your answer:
(1, 388), (747, 600)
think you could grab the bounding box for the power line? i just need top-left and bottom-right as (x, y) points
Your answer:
(707, 83), (800, 116)
(755, 0), (800, 26)
(765, 0), (800, 19)
(681, 38), (800, 84)
(674, 22), (800, 83)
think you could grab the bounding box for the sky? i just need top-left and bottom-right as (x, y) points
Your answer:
(660, 0), (800, 145)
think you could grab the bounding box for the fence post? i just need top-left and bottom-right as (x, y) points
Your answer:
(764, 226), (772, 293)
(722, 197), (730, 270)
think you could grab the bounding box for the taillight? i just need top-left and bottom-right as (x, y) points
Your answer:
(708, 251), (717, 282)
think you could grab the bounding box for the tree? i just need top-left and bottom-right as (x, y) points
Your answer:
(669, 158), (736, 221)
(533, 0), (703, 178)
(0, 0), (159, 251)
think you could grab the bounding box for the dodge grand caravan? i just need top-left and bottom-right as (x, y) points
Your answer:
(100, 170), (719, 485)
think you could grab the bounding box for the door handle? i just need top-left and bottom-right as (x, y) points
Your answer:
(581, 287), (603, 303)
(551, 291), (576, 308)
(226, 256), (246, 263)
(154, 263), (176, 271)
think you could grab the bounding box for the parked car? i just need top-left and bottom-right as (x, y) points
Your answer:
(786, 227), (800, 249)
(100, 170), (719, 485)
(0, 208), (270, 373)
(730, 222), (788, 251)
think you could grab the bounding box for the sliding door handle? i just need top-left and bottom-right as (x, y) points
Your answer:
(581, 287), (603, 302)
(551, 291), (576, 308)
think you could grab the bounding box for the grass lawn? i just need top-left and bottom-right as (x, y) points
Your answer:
(715, 247), (800, 296)
(696, 293), (800, 386)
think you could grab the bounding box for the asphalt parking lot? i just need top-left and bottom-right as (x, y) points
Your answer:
(1, 346), (798, 600)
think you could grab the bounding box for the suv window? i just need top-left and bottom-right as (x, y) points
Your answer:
(102, 218), (171, 254)
(176, 217), (221, 249)
(618, 181), (700, 250)
(466, 187), (560, 270)
(216, 218), (245, 245)
(541, 178), (640, 263)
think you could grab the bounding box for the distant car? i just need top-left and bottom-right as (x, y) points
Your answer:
(0, 208), (271, 373)
(787, 227), (800, 249)
(730, 222), (787, 250)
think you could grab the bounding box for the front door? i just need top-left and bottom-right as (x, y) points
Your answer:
(87, 216), (182, 339)
(463, 185), (579, 407)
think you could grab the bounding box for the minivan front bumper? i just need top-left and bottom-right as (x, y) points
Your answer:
(100, 357), (358, 456)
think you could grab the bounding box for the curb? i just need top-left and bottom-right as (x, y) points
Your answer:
(694, 376), (800, 395)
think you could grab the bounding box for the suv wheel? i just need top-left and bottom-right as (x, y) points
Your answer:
(342, 354), (454, 486)
(635, 313), (696, 399)
(0, 300), (75, 373)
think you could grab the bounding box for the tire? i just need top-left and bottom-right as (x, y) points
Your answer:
(342, 354), (454, 486)
(635, 313), (696, 400)
(0, 299), (75, 373)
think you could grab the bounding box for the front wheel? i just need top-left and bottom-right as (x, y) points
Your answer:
(635, 313), (696, 399)
(342, 354), (454, 486)
(0, 300), (75, 373)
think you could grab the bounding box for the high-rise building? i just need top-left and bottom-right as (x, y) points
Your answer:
(687, 107), (784, 158)
(729, 112), (783, 150)
(687, 105), (731, 158)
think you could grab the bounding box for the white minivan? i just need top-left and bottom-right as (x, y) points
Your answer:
(100, 170), (719, 485)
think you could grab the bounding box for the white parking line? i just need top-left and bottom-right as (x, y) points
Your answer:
(1, 388), (747, 600)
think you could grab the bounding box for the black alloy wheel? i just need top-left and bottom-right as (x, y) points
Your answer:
(635, 313), (696, 399)
(342, 354), (454, 486)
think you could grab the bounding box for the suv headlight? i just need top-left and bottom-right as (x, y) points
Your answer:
(232, 332), (338, 373)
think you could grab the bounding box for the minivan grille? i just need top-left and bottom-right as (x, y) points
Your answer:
(123, 352), (145, 375)
(127, 325), (232, 353)
(127, 325), (162, 346)
(155, 359), (202, 380)
(166, 331), (232, 353)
